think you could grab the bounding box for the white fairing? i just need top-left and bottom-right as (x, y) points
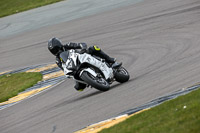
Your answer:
(79, 53), (113, 79)
(62, 50), (78, 76)
(80, 68), (97, 77)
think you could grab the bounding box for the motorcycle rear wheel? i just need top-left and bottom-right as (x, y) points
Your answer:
(114, 67), (130, 83)
(81, 72), (110, 91)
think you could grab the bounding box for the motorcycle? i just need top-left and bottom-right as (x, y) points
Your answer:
(60, 49), (129, 91)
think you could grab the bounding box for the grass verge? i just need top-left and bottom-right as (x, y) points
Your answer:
(100, 88), (200, 133)
(0, 72), (42, 102)
(0, 0), (63, 18)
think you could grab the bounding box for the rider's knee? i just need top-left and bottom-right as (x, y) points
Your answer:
(74, 82), (86, 91)
(88, 45), (101, 54)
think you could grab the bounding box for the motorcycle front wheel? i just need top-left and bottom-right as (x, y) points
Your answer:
(80, 72), (110, 91)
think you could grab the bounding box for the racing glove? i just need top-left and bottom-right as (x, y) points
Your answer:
(79, 43), (87, 50)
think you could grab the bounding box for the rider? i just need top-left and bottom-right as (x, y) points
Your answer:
(48, 37), (121, 91)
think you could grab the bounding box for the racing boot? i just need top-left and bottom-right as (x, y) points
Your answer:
(111, 61), (122, 68)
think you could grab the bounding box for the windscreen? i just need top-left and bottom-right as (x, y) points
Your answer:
(59, 51), (69, 62)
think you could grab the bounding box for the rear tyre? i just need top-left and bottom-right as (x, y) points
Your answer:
(80, 72), (110, 91)
(114, 67), (130, 83)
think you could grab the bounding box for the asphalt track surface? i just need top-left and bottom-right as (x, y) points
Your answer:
(1, 0), (200, 132)
(0, 0), (141, 38)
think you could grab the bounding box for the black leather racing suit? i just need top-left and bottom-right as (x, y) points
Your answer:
(55, 42), (115, 91)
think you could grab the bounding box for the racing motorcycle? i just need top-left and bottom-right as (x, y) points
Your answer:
(60, 49), (129, 91)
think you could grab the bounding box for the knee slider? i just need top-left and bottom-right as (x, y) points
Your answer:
(93, 45), (101, 51)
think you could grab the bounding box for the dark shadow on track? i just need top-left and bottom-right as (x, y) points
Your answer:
(74, 90), (104, 101)
(54, 90), (104, 108)
(110, 78), (134, 90)
(54, 79), (134, 109)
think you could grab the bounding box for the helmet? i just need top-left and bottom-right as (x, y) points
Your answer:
(48, 37), (63, 56)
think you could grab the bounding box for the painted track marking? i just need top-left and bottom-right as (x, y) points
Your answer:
(0, 64), (66, 110)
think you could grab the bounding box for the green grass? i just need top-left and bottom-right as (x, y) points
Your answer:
(0, 0), (63, 18)
(100, 88), (200, 133)
(0, 72), (42, 102)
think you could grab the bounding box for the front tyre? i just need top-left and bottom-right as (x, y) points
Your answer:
(114, 67), (130, 83)
(80, 72), (110, 91)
